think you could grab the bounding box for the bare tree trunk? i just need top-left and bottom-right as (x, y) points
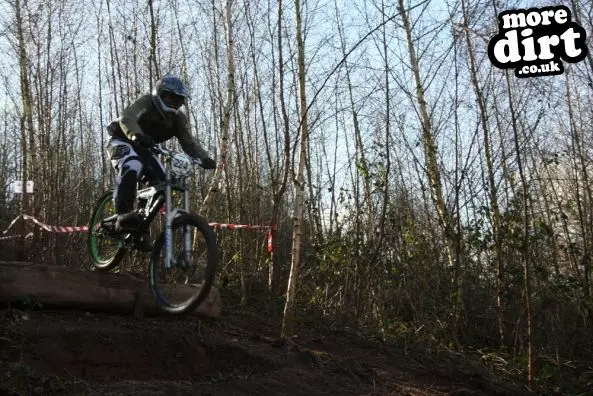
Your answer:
(535, 166), (561, 277)
(397, 0), (461, 346)
(305, 139), (324, 245)
(201, 0), (234, 216)
(105, 0), (122, 115)
(566, 71), (591, 297)
(282, 0), (309, 338)
(14, 0), (36, 261)
(569, 0), (593, 80)
(170, 0), (190, 83)
(460, 1), (505, 348)
(148, 0), (161, 81)
(263, 0), (292, 296)
(365, 0), (392, 336)
(95, 1), (107, 189)
(503, 70), (534, 386)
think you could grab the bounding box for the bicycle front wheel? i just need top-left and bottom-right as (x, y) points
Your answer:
(149, 213), (219, 315)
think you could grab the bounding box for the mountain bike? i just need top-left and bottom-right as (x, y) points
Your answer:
(87, 144), (219, 315)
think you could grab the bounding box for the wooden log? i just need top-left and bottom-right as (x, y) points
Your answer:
(0, 261), (32, 266)
(0, 263), (221, 318)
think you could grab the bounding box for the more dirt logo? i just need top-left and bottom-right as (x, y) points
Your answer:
(487, 5), (588, 78)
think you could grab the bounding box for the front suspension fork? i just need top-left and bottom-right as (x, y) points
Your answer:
(163, 186), (192, 269)
(164, 183), (174, 269)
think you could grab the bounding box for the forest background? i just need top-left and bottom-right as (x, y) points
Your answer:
(1, 0), (592, 391)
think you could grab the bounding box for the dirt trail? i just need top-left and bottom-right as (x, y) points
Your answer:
(0, 305), (530, 396)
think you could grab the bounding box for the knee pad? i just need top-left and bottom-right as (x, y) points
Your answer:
(120, 158), (143, 178)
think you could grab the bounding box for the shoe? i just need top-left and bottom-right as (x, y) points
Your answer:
(134, 231), (154, 252)
(115, 212), (143, 232)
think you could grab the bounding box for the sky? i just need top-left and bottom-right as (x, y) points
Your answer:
(0, 0), (589, 230)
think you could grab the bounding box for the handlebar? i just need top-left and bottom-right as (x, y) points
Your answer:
(152, 145), (204, 167)
(129, 138), (204, 168)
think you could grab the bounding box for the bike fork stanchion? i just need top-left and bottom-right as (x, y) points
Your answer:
(183, 189), (192, 265)
(164, 172), (174, 269)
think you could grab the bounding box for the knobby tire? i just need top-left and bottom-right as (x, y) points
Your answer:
(87, 190), (126, 271)
(149, 213), (218, 315)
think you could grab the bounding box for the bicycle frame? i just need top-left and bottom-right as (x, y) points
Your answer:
(103, 145), (200, 268)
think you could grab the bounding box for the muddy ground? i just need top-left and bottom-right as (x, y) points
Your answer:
(0, 296), (539, 396)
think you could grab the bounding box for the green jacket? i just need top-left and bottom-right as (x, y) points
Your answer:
(107, 93), (209, 159)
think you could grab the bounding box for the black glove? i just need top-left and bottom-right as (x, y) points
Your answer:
(201, 157), (216, 169)
(132, 133), (154, 147)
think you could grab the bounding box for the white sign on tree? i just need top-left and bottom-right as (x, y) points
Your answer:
(10, 180), (34, 194)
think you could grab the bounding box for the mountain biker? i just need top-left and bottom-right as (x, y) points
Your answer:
(105, 75), (216, 251)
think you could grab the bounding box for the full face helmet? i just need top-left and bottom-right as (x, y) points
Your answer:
(152, 75), (190, 114)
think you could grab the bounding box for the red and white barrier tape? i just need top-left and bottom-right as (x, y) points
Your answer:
(208, 223), (276, 253)
(2, 214), (276, 253)
(2, 214), (88, 234)
(209, 223), (270, 230)
(0, 232), (33, 241)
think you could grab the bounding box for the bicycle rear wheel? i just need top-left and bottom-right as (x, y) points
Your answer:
(149, 213), (218, 315)
(87, 190), (126, 271)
